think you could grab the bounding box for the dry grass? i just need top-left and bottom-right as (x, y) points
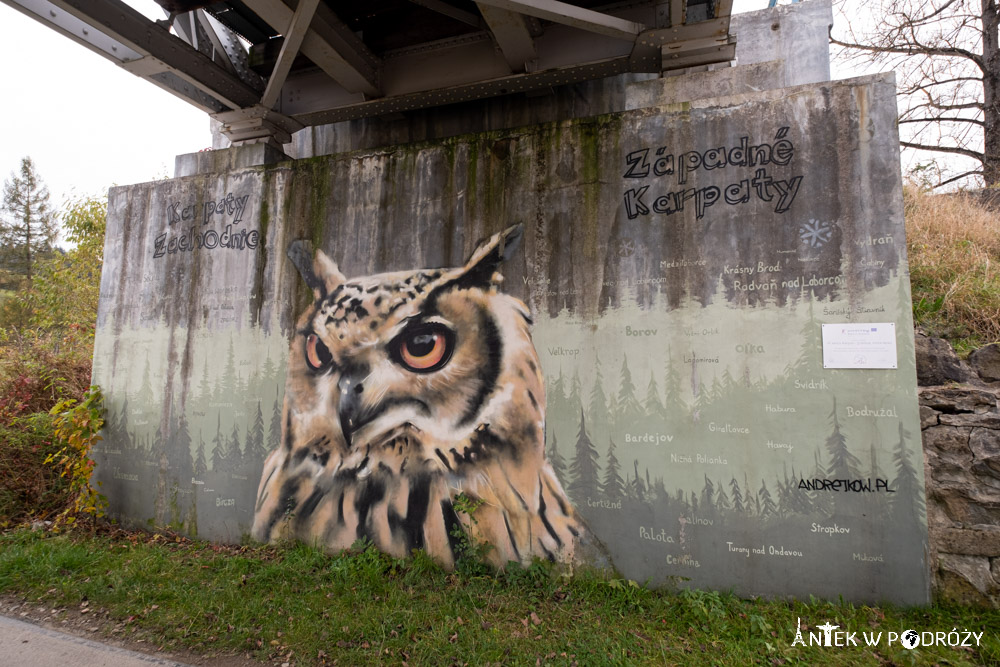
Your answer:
(905, 185), (1000, 354)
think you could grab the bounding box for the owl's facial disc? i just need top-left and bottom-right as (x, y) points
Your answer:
(330, 316), (465, 451)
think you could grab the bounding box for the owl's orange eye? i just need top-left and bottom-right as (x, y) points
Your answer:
(393, 324), (454, 373)
(305, 333), (333, 370)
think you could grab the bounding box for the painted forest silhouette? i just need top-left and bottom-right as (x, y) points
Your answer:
(97, 337), (283, 535)
(543, 291), (925, 536)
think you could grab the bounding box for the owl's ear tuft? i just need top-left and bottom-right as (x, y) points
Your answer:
(288, 240), (346, 298)
(454, 224), (524, 289)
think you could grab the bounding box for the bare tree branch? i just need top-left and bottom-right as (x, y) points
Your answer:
(899, 115), (985, 126)
(833, 0), (994, 186)
(933, 169), (984, 188)
(909, 99), (983, 112)
(900, 77), (982, 93)
(830, 31), (984, 67)
(900, 140), (984, 160)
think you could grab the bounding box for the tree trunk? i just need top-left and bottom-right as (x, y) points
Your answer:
(982, 0), (1000, 185)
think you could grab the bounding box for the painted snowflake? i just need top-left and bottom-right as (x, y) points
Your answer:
(799, 219), (833, 248)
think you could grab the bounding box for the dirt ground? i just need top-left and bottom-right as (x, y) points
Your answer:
(0, 594), (266, 667)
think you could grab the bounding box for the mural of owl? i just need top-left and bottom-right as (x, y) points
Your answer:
(251, 225), (592, 568)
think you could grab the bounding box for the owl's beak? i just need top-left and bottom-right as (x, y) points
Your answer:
(337, 368), (369, 447)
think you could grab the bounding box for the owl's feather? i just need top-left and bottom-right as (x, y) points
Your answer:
(252, 225), (594, 568)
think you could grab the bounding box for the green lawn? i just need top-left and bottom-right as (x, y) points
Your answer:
(0, 528), (998, 666)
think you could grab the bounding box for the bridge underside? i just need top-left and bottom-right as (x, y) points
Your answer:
(4, 0), (735, 144)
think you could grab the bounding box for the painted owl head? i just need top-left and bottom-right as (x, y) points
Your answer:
(253, 225), (588, 568)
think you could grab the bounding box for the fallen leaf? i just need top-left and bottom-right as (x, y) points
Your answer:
(449, 632), (458, 644)
(530, 612), (542, 626)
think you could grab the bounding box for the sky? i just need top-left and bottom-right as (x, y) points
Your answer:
(0, 1), (209, 212)
(0, 0), (826, 219)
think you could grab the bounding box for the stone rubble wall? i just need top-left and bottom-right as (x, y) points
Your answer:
(917, 335), (1000, 606)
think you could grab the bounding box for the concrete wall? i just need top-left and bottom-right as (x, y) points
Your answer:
(731, 0), (833, 88)
(202, 1), (834, 166)
(98, 72), (928, 604)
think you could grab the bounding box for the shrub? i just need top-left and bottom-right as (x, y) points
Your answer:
(0, 411), (66, 526)
(46, 385), (107, 527)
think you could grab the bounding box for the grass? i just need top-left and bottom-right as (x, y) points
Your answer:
(906, 186), (1000, 355)
(0, 528), (998, 666)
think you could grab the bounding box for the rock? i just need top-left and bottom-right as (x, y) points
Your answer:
(970, 427), (1000, 463)
(939, 412), (1000, 428)
(920, 387), (997, 414)
(937, 527), (1000, 557)
(932, 487), (1000, 525)
(935, 553), (1000, 607)
(920, 405), (939, 429)
(915, 335), (970, 385)
(971, 343), (1000, 382)
(922, 425), (972, 457)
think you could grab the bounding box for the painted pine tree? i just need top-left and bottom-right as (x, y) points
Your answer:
(194, 430), (208, 478)
(196, 355), (212, 405)
(115, 400), (134, 451)
(750, 473), (762, 517)
(629, 460), (647, 502)
(137, 360), (155, 410)
(546, 367), (572, 454)
(824, 398), (862, 484)
(210, 414), (225, 472)
(244, 400), (267, 469)
(709, 376), (723, 404)
(714, 478), (731, 513)
(652, 476), (668, 506)
(588, 353), (611, 446)
(224, 423), (243, 474)
(663, 349), (688, 420)
(220, 337), (238, 405)
(700, 475), (716, 518)
(730, 476), (745, 514)
(547, 432), (568, 487)
(269, 390), (282, 450)
(136, 362), (156, 448)
(568, 369), (583, 417)
(758, 478), (777, 518)
(616, 354), (643, 426)
(600, 439), (625, 500)
(567, 410), (601, 506)
(868, 443), (890, 520)
(788, 466), (813, 515)
(262, 353), (278, 389)
(693, 381), (711, 422)
(809, 448), (833, 516)
(718, 367), (736, 403)
(170, 413), (194, 485)
(785, 298), (824, 380)
(891, 421), (925, 526)
(643, 369), (665, 419)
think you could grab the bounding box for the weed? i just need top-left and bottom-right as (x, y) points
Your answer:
(44, 385), (107, 528)
(905, 185), (1000, 352)
(449, 492), (492, 576)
